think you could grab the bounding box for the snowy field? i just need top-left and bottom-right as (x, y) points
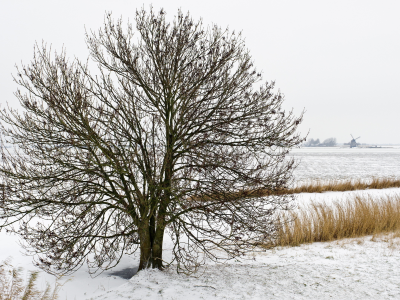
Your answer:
(91, 233), (400, 300)
(290, 147), (400, 183)
(2, 148), (400, 299)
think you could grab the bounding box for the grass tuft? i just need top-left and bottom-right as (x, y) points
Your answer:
(0, 258), (59, 300)
(269, 194), (400, 248)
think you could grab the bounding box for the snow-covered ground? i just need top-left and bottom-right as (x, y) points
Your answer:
(2, 188), (400, 299)
(91, 234), (400, 300)
(290, 147), (400, 182)
(2, 147), (400, 299)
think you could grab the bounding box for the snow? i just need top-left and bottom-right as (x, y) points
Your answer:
(295, 187), (400, 207)
(90, 234), (400, 300)
(0, 232), (131, 299)
(2, 147), (400, 299)
(2, 188), (400, 299)
(290, 147), (400, 183)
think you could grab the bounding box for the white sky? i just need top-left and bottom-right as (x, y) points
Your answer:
(1, 0), (399, 144)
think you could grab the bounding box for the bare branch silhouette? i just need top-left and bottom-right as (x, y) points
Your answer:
(0, 7), (304, 275)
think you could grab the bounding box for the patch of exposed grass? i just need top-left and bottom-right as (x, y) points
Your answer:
(268, 194), (400, 248)
(0, 258), (60, 300)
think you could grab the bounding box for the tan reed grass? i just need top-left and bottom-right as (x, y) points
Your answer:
(269, 194), (400, 248)
(285, 177), (400, 194)
(0, 257), (59, 300)
(187, 177), (400, 202)
(245, 177), (400, 199)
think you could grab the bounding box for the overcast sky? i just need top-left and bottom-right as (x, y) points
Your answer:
(1, 0), (399, 144)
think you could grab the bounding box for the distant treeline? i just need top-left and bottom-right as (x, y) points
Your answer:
(303, 138), (337, 147)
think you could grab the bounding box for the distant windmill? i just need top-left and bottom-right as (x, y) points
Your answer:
(350, 134), (360, 148)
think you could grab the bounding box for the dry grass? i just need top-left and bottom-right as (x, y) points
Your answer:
(255, 177), (400, 197)
(285, 177), (400, 194)
(0, 258), (60, 300)
(187, 178), (400, 202)
(196, 177), (400, 202)
(269, 194), (400, 248)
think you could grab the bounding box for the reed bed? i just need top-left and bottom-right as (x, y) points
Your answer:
(270, 194), (400, 248)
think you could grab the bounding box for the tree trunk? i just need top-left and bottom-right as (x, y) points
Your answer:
(151, 226), (164, 269)
(138, 220), (165, 270)
(138, 220), (152, 270)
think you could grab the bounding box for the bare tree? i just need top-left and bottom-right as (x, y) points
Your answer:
(0, 8), (303, 275)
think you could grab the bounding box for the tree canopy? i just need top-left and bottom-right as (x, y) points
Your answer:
(0, 8), (303, 275)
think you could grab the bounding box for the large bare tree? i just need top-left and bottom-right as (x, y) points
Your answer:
(0, 8), (303, 275)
